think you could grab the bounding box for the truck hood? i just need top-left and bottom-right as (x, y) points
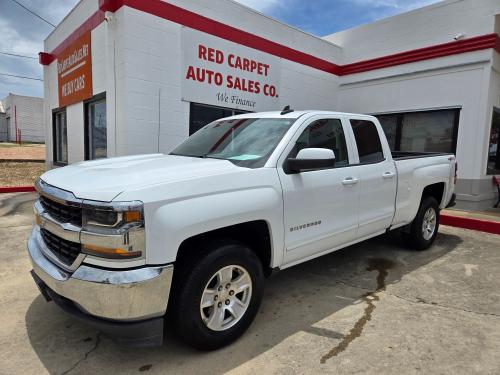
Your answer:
(40, 154), (240, 201)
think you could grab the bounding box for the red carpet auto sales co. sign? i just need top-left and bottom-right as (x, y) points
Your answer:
(182, 28), (281, 111)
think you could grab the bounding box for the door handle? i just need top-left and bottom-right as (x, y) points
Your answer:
(383, 171), (396, 179)
(342, 177), (359, 186)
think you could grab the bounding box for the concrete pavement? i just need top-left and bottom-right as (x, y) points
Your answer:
(1, 192), (500, 375)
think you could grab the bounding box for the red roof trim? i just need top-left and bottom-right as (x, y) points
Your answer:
(39, 52), (55, 66)
(49, 10), (105, 58)
(123, 0), (342, 75)
(99, 0), (121, 12)
(341, 33), (499, 75)
(41, 0), (500, 76)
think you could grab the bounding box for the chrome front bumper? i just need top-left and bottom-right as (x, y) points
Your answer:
(28, 226), (174, 321)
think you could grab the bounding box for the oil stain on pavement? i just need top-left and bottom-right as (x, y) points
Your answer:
(320, 258), (395, 363)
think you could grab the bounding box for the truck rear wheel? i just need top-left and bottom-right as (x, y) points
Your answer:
(170, 240), (264, 350)
(405, 196), (440, 250)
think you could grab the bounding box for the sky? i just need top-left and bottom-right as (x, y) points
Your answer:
(0, 0), (441, 100)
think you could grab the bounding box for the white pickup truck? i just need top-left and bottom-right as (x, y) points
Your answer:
(29, 110), (456, 349)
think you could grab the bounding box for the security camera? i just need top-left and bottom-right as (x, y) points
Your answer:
(105, 11), (114, 22)
(454, 33), (465, 41)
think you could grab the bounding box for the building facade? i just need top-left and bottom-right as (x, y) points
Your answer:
(40, 0), (500, 208)
(0, 101), (6, 142)
(1, 94), (44, 143)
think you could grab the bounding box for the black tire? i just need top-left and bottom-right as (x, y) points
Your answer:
(405, 196), (440, 250)
(169, 240), (264, 350)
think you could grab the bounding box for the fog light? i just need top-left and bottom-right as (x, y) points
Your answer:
(82, 244), (142, 259)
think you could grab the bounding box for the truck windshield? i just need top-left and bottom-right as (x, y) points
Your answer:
(171, 118), (295, 168)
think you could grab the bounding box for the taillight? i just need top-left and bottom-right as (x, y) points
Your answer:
(454, 162), (458, 185)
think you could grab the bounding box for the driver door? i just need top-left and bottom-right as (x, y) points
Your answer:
(278, 116), (360, 266)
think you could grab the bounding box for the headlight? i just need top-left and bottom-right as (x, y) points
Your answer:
(81, 200), (145, 260)
(82, 201), (143, 230)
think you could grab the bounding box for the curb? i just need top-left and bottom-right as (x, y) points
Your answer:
(0, 186), (36, 194)
(441, 214), (500, 235)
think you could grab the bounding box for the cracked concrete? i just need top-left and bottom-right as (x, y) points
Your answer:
(60, 333), (102, 375)
(1, 192), (500, 375)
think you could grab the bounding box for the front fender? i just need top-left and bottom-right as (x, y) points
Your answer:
(146, 187), (284, 267)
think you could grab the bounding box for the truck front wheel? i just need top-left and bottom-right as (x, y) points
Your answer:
(170, 240), (264, 350)
(405, 196), (440, 250)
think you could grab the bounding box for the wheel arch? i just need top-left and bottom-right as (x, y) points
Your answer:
(175, 220), (275, 276)
(422, 182), (446, 207)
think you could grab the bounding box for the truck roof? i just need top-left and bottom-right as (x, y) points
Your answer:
(226, 110), (374, 120)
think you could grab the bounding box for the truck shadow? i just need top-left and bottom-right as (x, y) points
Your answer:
(25, 231), (462, 374)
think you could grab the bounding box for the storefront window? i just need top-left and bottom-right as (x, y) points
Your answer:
(375, 109), (459, 154)
(401, 111), (456, 152)
(85, 95), (107, 160)
(52, 109), (67, 164)
(377, 115), (398, 151)
(487, 107), (500, 175)
(189, 103), (250, 135)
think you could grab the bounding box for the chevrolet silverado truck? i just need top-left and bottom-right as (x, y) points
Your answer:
(28, 110), (456, 350)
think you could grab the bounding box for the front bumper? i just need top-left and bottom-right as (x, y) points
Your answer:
(28, 227), (174, 346)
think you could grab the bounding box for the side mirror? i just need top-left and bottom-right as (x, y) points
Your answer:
(287, 148), (336, 173)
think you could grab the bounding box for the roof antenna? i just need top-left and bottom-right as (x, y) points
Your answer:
(281, 105), (294, 115)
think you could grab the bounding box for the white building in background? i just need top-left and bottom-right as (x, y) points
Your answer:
(1, 94), (44, 143)
(39, 0), (500, 209)
(0, 101), (6, 142)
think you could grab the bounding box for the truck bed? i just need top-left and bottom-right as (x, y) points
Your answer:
(392, 151), (454, 160)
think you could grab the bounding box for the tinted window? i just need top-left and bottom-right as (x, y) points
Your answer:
(291, 119), (349, 167)
(86, 97), (107, 160)
(377, 114), (398, 151)
(400, 110), (455, 153)
(53, 110), (67, 164)
(487, 107), (500, 175)
(350, 119), (384, 163)
(189, 103), (250, 135)
(374, 109), (460, 154)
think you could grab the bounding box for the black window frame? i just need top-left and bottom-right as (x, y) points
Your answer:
(84, 92), (107, 161)
(487, 106), (500, 176)
(52, 107), (68, 166)
(189, 102), (252, 136)
(374, 108), (460, 154)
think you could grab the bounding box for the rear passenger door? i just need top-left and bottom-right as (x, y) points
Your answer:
(348, 118), (397, 238)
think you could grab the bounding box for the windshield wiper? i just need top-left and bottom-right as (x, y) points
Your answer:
(203, 153), (227, 160)
(170, 153), (206, 158)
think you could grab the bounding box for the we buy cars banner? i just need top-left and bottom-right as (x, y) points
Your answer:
(181, 28), (281, 112)
(57, 32), (93, 108)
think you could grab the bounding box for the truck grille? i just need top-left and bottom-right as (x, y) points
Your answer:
(40, 195), (82, 226)
(40, 228), (81, 266)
